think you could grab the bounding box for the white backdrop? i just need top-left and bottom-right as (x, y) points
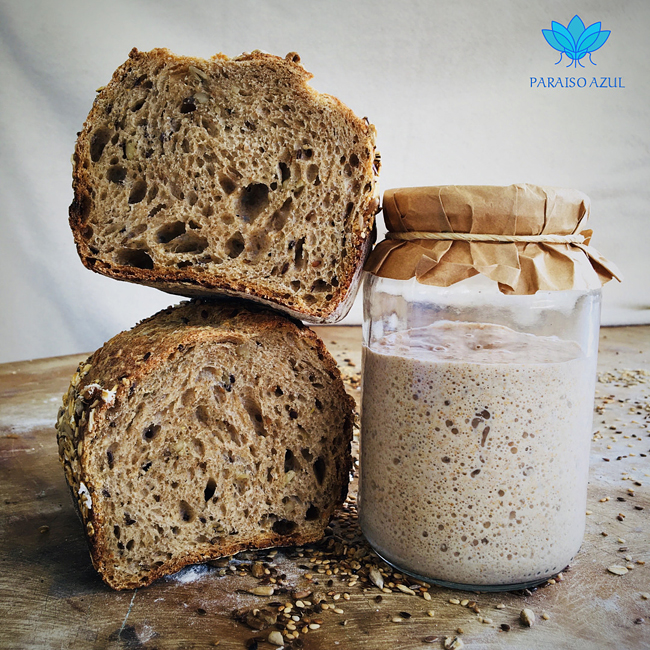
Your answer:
(1, 0), (648, 363)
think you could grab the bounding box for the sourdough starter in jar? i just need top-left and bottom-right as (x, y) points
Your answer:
(359, 320), (594, 589)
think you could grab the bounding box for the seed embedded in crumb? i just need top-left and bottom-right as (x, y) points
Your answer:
(520, 608), (535, 627)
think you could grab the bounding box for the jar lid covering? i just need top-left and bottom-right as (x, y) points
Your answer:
(364, 184), (620, 293)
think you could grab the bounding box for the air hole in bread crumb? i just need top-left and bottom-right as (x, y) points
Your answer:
(107, 165), (127, 183)
(126, 539), (135, 551)
(113, 525), (120, 539)
(116, 248), (154, 269)
(241, 392), (266, 436)
(313, 458), (326, 484)
(311, 279), (330, 293)
(180, 97), (196, 113)
(128, 179), (147, 204)
(143, 424), (160, 441)
(284, 450), (298, 473)
(272, 519), (297, 535)
(204, 478), (216, 502)
(90, 128), (111, 162)
(306, 164), (319, 183)
(218, 174), (237, 195)
(180, 500), (196, 523)
(305, 505), (320, 521)
(168, 232), (208, 254)
(239, 183), (269, 222)
(279, 162), (290, 183)
(196, 405), (210, 424)
(301, 448), (313, 462)
(294, 237), (306, 269)
(225, 231), (245, 258)
(274, 386), (283, 397)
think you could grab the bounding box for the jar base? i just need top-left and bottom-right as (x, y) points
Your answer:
(371, 547), (557, 593)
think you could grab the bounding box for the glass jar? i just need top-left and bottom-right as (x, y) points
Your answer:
(359, 273), (602, 590)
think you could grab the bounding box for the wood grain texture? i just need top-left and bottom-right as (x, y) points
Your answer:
(1, 326), (649, 650)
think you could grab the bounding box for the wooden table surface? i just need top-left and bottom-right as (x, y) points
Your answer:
(1, 326), (649, 650)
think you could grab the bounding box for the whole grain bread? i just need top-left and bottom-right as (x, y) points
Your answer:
(70, 48), (380, 322)
(55, 300), (354, 589)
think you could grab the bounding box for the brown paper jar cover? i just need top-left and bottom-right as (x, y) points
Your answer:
(364, 184), (621, 294)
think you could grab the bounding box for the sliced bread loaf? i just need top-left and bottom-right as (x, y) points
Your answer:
(70, 48), (380, 322)
(55, 300), (354, 589)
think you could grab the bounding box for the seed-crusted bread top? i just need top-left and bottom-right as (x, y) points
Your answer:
(70, 48), (380, 322)
(56, 300), (355, 589)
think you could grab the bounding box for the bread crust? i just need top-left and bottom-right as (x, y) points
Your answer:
(56, 299), (355, 589)
(70, 48), (380, 323)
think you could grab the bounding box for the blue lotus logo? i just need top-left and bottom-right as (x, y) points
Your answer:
(542, 15), (610, 67)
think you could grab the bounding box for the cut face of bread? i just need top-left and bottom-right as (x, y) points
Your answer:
(70, 48), (380, 322)
(55, 301), (354, 589)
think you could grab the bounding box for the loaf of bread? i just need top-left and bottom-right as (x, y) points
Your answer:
(70, 48), (380, 322)
(55, 300), (355, 589)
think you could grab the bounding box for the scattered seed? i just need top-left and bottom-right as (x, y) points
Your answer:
(427, 610), (435, 617)
(542, 613), (550, 620)
(397, 584), (416, 595)
(250, 586), (274, 596)
(501, 623), (511, 632)
(495, 603), (506, 609)
(308, 623), (320, 630)
(449, 598), (461, 605)
(443, 636), (464, 650)
(391, 616), (404, 623)
(333, 608), (344, 614)
(460, 599), (469, 607)
(641, 593), (650, 600)
(39, 525), (49, 534)
(607, 565), (629, 575)
(520, 608), (535, 627)
(369, 567), (384, 589)
(399, 611), (412, 619)
(267, 630), (284, 646)
(422, 591), (432, 601)
(423, 636), (439, 644)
